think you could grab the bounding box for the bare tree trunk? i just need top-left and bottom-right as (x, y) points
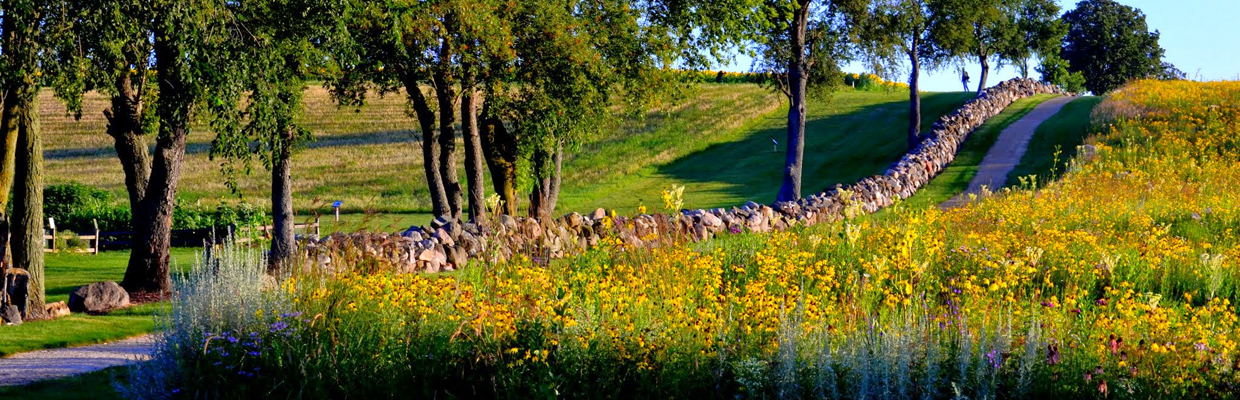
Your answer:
(269, 139), (295, 271)
(0, 13), (26, 269)
(908, 45), (922, 150)
(122, 31), (191, 295)
(460, 64), (486, 222)
(405, 78), (450, 218)
(433, 62), (462, 220)
(0, 88), (20, 269)
(977, 55), (990, 94)
(528, 142), (563, 219)
(776, 0), (811, 203)
(13, 91), (44, 319)
(482, 108), (518, 215)
(104, 74), (152, 224)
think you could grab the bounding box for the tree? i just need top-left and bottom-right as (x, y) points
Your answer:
(930, 0), (1012, 94)
(330, 0), (503, 222)
(483, 0), (671, 218)
(333, 0), (744, 219)
(49, 0), (238, 295)
(1000, 0), (1062, 79)
(1061, 0), (1165, 94)
(1, 0), (47, 318)
(45, 0), (156, 261)
(1036, 50), (1085, 93)
(751, 0), (859, 202)
(209, 0), (343, 269)
(858, 0), (945, 149)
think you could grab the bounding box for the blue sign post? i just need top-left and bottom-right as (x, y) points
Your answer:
(332, 201), (342, 222)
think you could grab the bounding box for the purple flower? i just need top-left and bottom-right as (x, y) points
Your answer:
(270, 321), (289, 333)
(280, 311), (303, 319)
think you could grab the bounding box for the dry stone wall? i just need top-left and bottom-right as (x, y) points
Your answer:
(304, 78), (1069, 273)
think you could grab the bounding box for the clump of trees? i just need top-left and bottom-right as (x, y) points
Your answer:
(1060, 0), (1175, 94)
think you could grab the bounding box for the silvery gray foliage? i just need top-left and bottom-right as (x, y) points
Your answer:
(118, 241), (289, 400)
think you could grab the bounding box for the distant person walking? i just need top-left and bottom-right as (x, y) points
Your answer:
(961, 68), (971, 91)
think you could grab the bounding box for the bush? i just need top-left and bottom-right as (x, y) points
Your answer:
(44, 182), (268, 233)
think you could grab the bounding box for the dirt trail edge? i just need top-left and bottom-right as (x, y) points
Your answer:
(0, 334), (155, 387)
(941, 96), (1075, 209)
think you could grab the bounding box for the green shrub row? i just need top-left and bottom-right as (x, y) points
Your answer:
(43, 182), (267, 234)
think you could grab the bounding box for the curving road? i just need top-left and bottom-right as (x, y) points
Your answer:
(0, 334), (155, 387)
(941, 96), (1075, 209)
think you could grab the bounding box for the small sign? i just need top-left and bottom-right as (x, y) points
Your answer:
(47, 218), (56, 230)
(332, 200), (343, 208)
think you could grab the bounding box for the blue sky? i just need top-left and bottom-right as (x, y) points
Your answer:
(721, 0), (1240, 92)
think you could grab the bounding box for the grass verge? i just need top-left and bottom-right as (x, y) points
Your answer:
(1005, 96), (1103, 186)
(901, 93), (1057, 208)
(0, 366), (127, 400)
(0, 250), (195, 356)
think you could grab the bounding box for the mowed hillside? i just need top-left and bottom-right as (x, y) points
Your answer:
(40, 84), (972, 223)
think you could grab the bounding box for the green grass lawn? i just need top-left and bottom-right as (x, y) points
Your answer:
(296, 89), (979, 229)
(1005, 96), (1103, 187)
(900, 94), (1057, 209)
(42, 84), (781, 216)
(0, 249), (195, 356)
(0, 366), (127, 400)
(547, 90), (976, 215)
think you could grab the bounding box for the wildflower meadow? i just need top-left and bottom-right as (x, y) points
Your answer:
(126, 80), (1239, 399)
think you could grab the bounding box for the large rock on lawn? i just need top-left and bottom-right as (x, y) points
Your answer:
(68, 281), (130, 314)
(1, 305), (20, 325)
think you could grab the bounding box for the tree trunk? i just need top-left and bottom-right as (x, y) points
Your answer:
(405, 78), (450, 218)
(0, 13), (28, 270)
(105, 74), (152, 224)
(269, 139), (295, 271)
(0, 87), (20, 270)
(481, 104), (518, 215)
(122, 30), (191, 295)
(977, 55), (990, 94)
(433, 62), (462, 220)
(776, 0), (811, 203)
(907, 46), (922, 150)
(460, 65), (486, 223)
(528, 142), (563, 219)
(12, 91), (44, 319)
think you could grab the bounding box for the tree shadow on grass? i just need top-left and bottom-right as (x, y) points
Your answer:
(652, 92), (975, 209)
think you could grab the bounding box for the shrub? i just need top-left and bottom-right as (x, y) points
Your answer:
(44, 182), (267, 233)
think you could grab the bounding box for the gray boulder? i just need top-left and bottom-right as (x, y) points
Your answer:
(68, 281), (130, 314)
(1, 305), (20, 325)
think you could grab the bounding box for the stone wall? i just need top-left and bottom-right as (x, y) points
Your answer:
(304, 78), (1069, 273)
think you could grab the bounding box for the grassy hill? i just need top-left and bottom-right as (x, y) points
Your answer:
(41, 85), (974, 227)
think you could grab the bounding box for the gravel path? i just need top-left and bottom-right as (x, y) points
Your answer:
(941, 96), (1074, 209)
(0, 335), (156, 387)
